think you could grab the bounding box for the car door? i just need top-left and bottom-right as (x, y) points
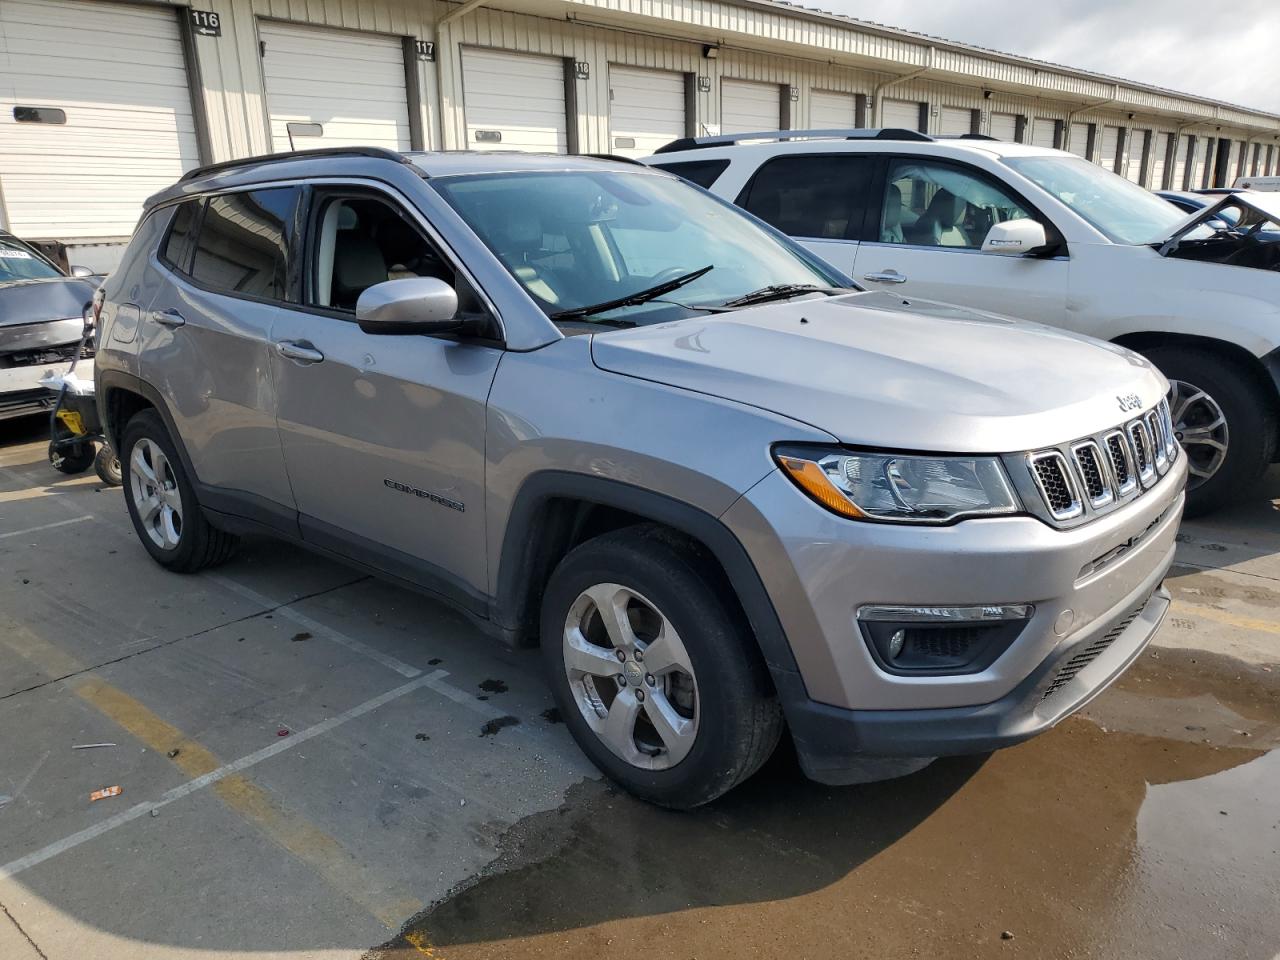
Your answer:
(736, 153), (874, 275)
(852, 156), (1070, 325)
(139, 188), (300, 525)
(268, 185), (502, 614)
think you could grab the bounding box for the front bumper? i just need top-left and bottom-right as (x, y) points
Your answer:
(722, 453), (1184, 783)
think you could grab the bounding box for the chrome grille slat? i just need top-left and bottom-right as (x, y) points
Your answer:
(1027, 451), (1083, 520)
(1103, 430), (1137, 496)
(1070, 440), (1114, 508)
(1127, 418), (1157, 487)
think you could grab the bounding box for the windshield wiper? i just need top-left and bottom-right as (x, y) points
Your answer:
(718, 283), (848, 308)
(550, 265), (713, 321)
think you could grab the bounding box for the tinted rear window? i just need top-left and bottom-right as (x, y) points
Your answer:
(741, 155), (872, 240)
(190, 187), (299, 301)
(651, 159), (730, 189)
(160, 200), (199, 271)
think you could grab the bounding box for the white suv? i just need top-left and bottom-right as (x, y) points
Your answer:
(645, 130), (1280, 515)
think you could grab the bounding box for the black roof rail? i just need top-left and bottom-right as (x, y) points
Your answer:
(179, 146), (412, 183)
(653, 128), (932, 154)
(582, 153), (647, 166)
(933, 133), (1000, 141)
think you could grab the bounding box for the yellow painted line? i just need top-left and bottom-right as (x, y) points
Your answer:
(3, 626), (423, 928)
(1171, 599), (1280, 637)
(406, 930), (445, 958)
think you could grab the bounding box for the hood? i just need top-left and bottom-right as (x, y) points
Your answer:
(590, 292), (1168, 453)
(1158, 190), (1280, 251)
(0, 277), (96, 329)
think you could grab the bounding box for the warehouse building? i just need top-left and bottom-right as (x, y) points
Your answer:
(2, 0), (1278, 269)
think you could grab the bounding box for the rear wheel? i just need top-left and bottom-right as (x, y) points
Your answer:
(1140, 346), (1276, 517)
(121, 410), (238, 572)
(541, 525), (783, 808)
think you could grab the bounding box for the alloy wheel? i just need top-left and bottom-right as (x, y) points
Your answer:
(562, 582), (699, 770)
(129, 438), (183, 549)
(1168, 379), (1229, 490)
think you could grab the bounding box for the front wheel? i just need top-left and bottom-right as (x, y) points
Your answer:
(1141, 346), (1277, 517)
(541, 525), (783, 809)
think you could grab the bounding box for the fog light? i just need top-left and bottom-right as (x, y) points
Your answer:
(857, 604), (1033, 675)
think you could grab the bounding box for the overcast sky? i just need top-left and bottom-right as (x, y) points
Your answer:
(821, 0), (1279, 113)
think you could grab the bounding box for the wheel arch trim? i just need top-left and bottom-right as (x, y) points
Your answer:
(494, 470), (801, 679)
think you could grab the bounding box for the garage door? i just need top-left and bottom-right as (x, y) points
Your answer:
(1031, 119), (1057, 149)
(259, 21), (411, 153)
(1098, 126), (1121, 171)
(0, 0), (198, 242)
(721, 79), (780, 134)
(1124, 130), (1148, 183)
(1149, 132), (1171, 188)
(938, 106), (972, 136)
(881, 98), (922, 132)
(1068, 122), (1090, 158)
(989, 112), (1017, 142)
(1171, 135), (1191, 189)
(462, 48), (567, 153)
(609, 65), (685, 158)
(810, 90), (857, 130)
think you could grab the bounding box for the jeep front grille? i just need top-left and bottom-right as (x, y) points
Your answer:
(1023, 402), (1177, 526)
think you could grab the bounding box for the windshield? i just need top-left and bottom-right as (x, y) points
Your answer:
(0, 236), (63, 282)
(1004, 155), (1190, 245)
(430, 170), (840, 326)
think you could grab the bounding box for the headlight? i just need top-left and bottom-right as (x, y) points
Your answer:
(773, 446), (1021, 524)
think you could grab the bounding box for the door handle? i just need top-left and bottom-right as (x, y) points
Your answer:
(151, 309), (186, 327)
(862, 271), (908, 284)
(275, 340), (325, 364)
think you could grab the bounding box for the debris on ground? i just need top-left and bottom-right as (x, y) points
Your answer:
(71, 743), (117, 750)
(89, 786), (122, 802)
(479, 678), (508, 694)
(415, 733), (430, 741)
(166, 748), (180, 759)
(1001, 931), (1015, 941)
(541, 708), (563, 724)
(291, 632), (312, 642)
(428, 658), (442, 665)
(277, 728), (290, 737)
(477, 695), (489, 701)
(479, 716), (520, 738)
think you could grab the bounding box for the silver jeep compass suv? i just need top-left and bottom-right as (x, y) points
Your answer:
(96, 148), (1186, 807)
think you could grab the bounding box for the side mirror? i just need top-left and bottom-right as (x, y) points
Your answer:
(70, 265), (94, 278)
(355, 277), (461, 336)
(981, 219), (1049, 257)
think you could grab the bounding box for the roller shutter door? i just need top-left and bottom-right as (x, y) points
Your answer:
(810, 90), (858, 130)
(0, 0), (198, 242)
(609, 66), (685, 158)
(1171, 135), (1191, 189)
(1124, 130), (1148, 183)
(259, 21), (412, 153)
(938, 106), (972, 136)
(1098, 126), (1121, 172)
(1226, 140), (1242, 183)
(1031, 119), (1057, 149)
(721, 79), (780, 134)
(1068, 122), (1090, 158)
(462, 48), (567, 153)
(989, 112), (1017, 142)
(881, 98), (923, 132)
(1149, 132), (1171, 188)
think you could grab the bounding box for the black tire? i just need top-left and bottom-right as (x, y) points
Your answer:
(1140, 346), (1278, 517)
(120, 409), (239, 572)
(49, 438), (95, 474)
(94, 444), (123, 486)
(540, 524), (783, 809)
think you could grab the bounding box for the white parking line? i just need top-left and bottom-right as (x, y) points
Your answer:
(0, 670), (448, 882)
(206, 574), (424, 679)
(0, 516), (91, 540)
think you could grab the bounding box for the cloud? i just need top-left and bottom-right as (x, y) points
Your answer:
(818, 0), (1279, 113)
